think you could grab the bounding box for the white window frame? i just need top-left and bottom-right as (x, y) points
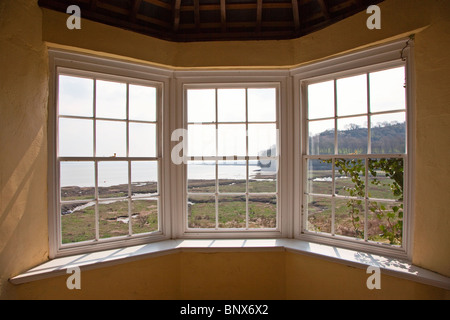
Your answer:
(172, 71), (292, 239)
(48, 50), (173, 258)
(47, 39), (414, 261)
(292, 39), (415, 259)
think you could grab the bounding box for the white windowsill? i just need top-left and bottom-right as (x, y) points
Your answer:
(9, 238), (450, 291)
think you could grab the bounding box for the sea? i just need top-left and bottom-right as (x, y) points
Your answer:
(60, 161), (277, 188)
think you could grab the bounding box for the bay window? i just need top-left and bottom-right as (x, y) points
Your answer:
(49, 39), (413, 259)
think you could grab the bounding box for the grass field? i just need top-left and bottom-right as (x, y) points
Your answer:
(60, 178), (277, 244)
(61, 167), (402, 245)
(187, 176), (277, 229)
(187, 189), (277, 229)
(61, 198), (158, 244)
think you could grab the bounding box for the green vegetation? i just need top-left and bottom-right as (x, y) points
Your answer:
(310, 122), (406, 155)
(187, 174), (277, 229)
(306, 121), (405, 245)
(307, 158), (404, 245)
(61, 178), (277, 243)
(187, 191), (277, 229)
(368, 158), (404, 244)
(61, 198), (158, 244)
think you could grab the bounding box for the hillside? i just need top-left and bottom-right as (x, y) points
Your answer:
(309, 121), (406, 155)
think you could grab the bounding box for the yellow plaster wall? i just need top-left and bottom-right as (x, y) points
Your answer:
(1, 0), (450, 299)
(0, 0), (49, 299)
(285, 252), (449, 300)
(411, 2), (450, 277)
(178, 251), (286, 300)
(9, 253), (181, 300)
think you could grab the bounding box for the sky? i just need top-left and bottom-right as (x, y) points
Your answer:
(307, 66), (406, 137)
(187, 88), (277, 158)
(58, 77), (278, 187)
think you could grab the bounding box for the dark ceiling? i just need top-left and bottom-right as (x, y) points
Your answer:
(38, 0), (384, 42)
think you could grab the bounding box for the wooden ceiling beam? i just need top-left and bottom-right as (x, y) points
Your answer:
(179, 20), (294, 30)
(194, 0), (200, 31)
(173, 0), (181, 31)
(143, 0), (172, 11)
(136, 13), (172, 29)
(90, 0), (98, 10)
(130, 0), (143, 22)
(220, 0), (227, 32)
(351, 0), (364, 7)
(180, 2), (293, 12)
(317, 0), (330, 20)
(256, 0), (262, 32)
(329, 1), (354, 13)
(291, 0), (300, 33)
(96, 1), (129, 15)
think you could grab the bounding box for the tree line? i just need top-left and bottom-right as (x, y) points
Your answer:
(310, 121), (405, 156)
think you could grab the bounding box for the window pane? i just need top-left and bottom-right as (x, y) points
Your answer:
(185, 86), (279, 231)
(371, 112), (406, 154)
(59, 118), (93, 157)
(187, 161), (216, 193)
(129, 84), (156, 122)
(131, 198), (158, 235)
(61, 202), (95, 244)
(218, 124), (246, 157)
(368, 200), (403, 246)
(248, 88), (276, 122)
(98, 199), (129, 239)
(218, 195), (246, 228)
(334, 158), (365, 198)
(337, 74), (367, 117)
(248, 195), (277, 228)
(96, 80), (126, 120)
(306, 195), (332, 234)
(247, 123), (277, 157)
(58, 75), (93, 117)
(249, 160), (277, 193)
(370, 67), (406, 113)
(218, 161), (246, 193)
(335, 198), (365, 239)
(188, 195), (216, 228)
(131, 161), (158, 197)
(337, 116), (368, 154)
(308, 119), (334, 155)
(308, 80), (334, 120)
(96, 120), (126, 157)
(307, 159), (332, 195)
(187, 124), (216, 157)
(368, 158), (404, 201)
(129, 122), (156, 157)
(60, 161), (95, 201)
(187, 89), (215, 123)
(98, 161), (128, 199)
(218, 89), (246, 122)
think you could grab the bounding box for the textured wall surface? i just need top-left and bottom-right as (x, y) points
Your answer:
(0, 0), (49, 299)
(1, 0), (449, 299)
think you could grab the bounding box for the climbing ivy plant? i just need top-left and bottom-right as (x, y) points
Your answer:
(324, 158), (404, 245)
(368, 158), (404, 245)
